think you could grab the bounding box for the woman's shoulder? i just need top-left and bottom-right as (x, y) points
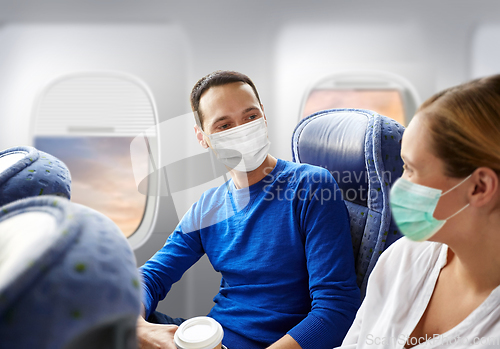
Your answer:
(369, 237), (446, 284)
(382, 237), (444, 261)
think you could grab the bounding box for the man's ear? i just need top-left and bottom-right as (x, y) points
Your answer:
(261, 104), (268, 126)
(470, 167), (499, 209)
(194, 124), (209, 149)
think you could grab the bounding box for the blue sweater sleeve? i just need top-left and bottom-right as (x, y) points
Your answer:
(287, 169), (361, 349)
(139, 206), (205, 319)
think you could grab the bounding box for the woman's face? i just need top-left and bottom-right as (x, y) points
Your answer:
(400, 114), (471, 231)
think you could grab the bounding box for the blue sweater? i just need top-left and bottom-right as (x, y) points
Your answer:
(140, 159), (360, 349)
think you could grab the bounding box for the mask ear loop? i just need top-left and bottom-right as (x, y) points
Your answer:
(440, 174), (473, 220)
(441, 174), (472, 196)
(443, 203), (470, 220)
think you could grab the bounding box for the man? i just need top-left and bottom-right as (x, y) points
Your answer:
(137, 71), (360, 349)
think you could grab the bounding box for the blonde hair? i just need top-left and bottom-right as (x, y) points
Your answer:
(418, 75), (500, 178)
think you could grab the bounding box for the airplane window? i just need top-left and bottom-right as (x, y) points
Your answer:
(301, 89), (405, 125)
(299, 71), (420, 126)
(34, 136), (148, 238)
(32, 72), (158, 241)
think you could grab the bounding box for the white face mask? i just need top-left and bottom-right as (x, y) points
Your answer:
(202, 117), (271, 172)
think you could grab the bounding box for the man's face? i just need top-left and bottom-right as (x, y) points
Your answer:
(195, 82), (265, 148)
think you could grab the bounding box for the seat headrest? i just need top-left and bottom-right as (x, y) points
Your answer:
(292, 108), (405, 209)
(0, 196), (141, 349)
(0, 146), (71, 206)
(292, 109), (370, 206)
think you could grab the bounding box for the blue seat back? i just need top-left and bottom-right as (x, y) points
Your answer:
(292, 108), (405, 298)
(0, 196), (141, 349)
(0, 146), (139, 348)
(0, 146), (71, 206)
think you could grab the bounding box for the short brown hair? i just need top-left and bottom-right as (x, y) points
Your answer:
(190, 70), (261, 130)
(418, 74), (500, 177)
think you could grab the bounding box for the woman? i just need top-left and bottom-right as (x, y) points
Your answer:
(338, 75), (500, 348)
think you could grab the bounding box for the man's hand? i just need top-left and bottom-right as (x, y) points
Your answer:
(267, 334), (302, 349)
(136, 316), (178, 349)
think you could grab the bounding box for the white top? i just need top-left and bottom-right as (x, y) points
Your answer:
(337, 237), (500, 349)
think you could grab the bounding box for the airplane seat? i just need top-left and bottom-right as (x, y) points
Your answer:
(0, 195), (142, 349)
(0, 146), (71, 206)
(291, 108), (405, 299)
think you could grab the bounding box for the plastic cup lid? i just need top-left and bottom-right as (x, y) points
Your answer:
(174, 316), (224, 349)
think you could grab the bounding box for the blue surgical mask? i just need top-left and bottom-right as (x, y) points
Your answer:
(390, 175), (471, 241)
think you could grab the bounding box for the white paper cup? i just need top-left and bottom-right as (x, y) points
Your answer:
(174, 316), (224, 349)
